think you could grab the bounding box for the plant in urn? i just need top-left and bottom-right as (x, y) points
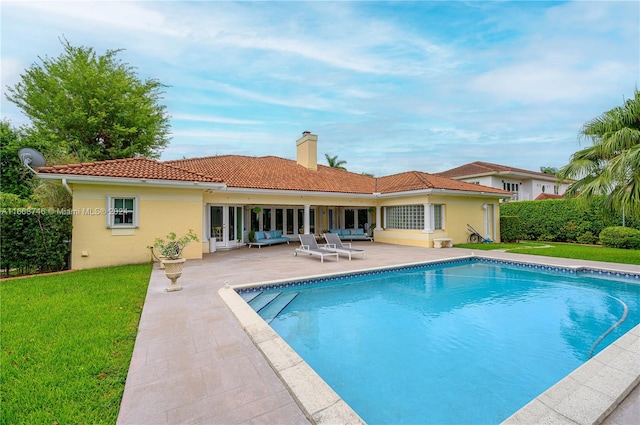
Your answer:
(152, 230), (199, 292)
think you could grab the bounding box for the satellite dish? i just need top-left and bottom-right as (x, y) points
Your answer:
(18, 148), (46, 173)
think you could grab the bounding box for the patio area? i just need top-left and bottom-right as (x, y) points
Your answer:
(116, 242), (639, 424)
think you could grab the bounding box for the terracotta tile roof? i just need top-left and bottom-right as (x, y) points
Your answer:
(376, 171), (511, 195)
(437, 161), (555, 180)
(165, 155), (377, 194)
(36, 155), (511, 196)
(535, 193), (564, 200)
(36, 157), (222, 183)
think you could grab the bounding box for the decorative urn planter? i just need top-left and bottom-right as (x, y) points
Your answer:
(162, 258), (187, 292)
(150, 230), (199, 293)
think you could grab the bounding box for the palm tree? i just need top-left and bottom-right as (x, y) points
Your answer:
(558, 89), (640, 214)
(325, 153), (347, 170)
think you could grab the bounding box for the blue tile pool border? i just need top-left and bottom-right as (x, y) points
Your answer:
(236, 256), (640, 295)
(224, 255), (640, 425)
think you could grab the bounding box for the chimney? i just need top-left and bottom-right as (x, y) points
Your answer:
(296, 131), (318, 171)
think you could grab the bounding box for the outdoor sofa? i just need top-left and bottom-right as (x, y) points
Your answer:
(249, 230), (291, 248)
(328, 228), (373, 241)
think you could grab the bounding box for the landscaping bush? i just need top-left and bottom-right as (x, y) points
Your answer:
(500, 216), (522, 242)
(500, 197), (639, 243)
(599, 226), (640, 249)
(0, 209), (72, 276)
(576, 231), (598, 245)
(0, 192), (30, 209)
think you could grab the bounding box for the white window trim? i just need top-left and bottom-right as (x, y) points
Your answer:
(422, 203), (432, 234)
(106, 196), (139, 228)
(431, 204), (445, 231)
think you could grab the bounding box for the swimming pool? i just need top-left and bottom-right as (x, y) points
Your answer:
(237, 258), (640, 424)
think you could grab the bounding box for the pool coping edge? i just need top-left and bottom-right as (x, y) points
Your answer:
(220, 255), (640, 425)
(502, 324), (640, 425)
(218, 285), (366, 425)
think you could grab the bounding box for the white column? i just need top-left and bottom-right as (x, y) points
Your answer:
(375, 206), (382, 230)
(422, 203), (433, 234)
(304, 204), (310, 234)
(202, 204), (209, 241)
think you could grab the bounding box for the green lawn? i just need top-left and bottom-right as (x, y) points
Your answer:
(455, 241), (640, 265)
(0, 264), (151, 425)
(1, 243), (637, 424)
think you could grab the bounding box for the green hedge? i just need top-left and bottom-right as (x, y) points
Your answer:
(500, 197), (639, 244)
(500, 216), (522, 242)
(0, 192), (31, 209)
(0, 209), (72, 276)
(599, 226), (640, 249)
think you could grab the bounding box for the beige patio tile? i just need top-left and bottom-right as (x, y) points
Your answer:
(117, 243), (640, 425)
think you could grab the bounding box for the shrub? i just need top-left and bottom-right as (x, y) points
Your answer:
(0, 209), (72, 276)
(500, 216), (522, 242)
(500, 197), (639, 242)
(599, 226), (640, 249)
(576, 231), (599, 245)
(0, 192), (30, 209)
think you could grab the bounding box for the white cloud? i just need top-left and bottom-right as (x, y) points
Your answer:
(1, 57), (24, 92)
(7, 1), (185, 38)
(1, 1), (638, 175)
(171, 113), (263, 126)
(466, 1), (638, 106)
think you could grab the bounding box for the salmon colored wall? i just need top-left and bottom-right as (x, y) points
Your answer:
(70, 185), (203, 269)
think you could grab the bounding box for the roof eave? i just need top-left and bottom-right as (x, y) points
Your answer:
(378, 188), (512, 198)
(454, 171), (560, 182)
(36, 173), (227, 189)
(222, 187), (374, 198)
(449, 172), (496, 179)
(496, 171), (563, 181)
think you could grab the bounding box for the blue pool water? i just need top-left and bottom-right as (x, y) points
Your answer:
(241, 259), (640, 424)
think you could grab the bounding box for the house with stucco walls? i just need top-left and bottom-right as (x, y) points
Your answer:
(437, 161), (569, 201)
(35, 132), (511, 269)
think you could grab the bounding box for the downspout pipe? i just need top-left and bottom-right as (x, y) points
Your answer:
(62, 178), (73, 195)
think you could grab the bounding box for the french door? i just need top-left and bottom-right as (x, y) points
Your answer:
(252, 206), (315, 235)
(210, 205), (243, 250)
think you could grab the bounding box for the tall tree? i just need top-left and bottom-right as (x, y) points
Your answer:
(325, 153), (347, 170)
(558, 89), (640, 214)
(540, 166), (558, 175)
(1, 120), (75, 208)
(0, 120), (37, 199)
(5, 38), (170, 161)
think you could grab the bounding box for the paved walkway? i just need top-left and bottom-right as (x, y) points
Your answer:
(116, 243), (639, 424)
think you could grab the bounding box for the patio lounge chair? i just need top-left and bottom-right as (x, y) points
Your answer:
(294, 234), (339, 263)
(323, 232), (366, 260)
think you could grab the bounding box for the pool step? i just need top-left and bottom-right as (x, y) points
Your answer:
(240, 291), (262, 303)
(258, 293), (299, 323)
(249, 292), (282, 312)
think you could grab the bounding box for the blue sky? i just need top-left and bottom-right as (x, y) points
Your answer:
(2, 1), (638, 176)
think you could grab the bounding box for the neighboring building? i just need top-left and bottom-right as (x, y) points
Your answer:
(436, 161), (570, 201)
(35, 133), (511, 269)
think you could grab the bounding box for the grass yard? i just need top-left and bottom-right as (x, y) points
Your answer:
(456, 241), (640, 265)
(0, 263), (151, 425)
(0, 243), (636, 424)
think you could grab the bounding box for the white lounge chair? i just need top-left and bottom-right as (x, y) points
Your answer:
(323, 232), (366, 260)
(294, 234), (339, 263)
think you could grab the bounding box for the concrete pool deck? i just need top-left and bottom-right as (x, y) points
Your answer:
(116, 243), (640, 424)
